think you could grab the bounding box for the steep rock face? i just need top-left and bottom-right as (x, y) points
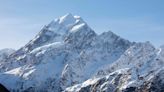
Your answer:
(60, 31), (131, 90)
(0, 14), (131, 92)
(65, 68), (131, 92)
(100, 42), (157, 75)
(65, 68), (164, 92)
(122, 69), (164, 92)
(66, 42), (164, 92)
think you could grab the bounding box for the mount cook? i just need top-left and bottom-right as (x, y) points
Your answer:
(0, 13), (164, 92)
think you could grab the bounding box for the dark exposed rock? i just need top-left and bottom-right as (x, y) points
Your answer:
(0, 84), (9, 92)
(123, 87), (137, 92)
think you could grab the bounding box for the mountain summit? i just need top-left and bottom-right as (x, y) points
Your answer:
(0, 14), (163, 92)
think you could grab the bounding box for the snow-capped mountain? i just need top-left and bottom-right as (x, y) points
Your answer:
(0, 14), (163, 92)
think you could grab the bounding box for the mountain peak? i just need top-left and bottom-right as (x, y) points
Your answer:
(47, 13), (85, 34)
(100, 30), (117, 37)
(58, 13), (76, 25)
(16, 14), (92, 52)
(59, 13), (73, 20)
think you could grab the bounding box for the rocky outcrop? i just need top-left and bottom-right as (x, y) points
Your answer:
(0, 84), (10, 92)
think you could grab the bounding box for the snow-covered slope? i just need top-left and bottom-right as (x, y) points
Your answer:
(0, 14), (163, 92)
(0, 48), (15, 64)
(0, 49), (15, 61)
(65, 42), (164, 92)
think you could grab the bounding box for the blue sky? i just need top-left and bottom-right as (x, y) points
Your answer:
(0, 0), (164, 49)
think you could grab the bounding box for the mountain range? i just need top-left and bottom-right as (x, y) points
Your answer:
(0, 13), (164, 92)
